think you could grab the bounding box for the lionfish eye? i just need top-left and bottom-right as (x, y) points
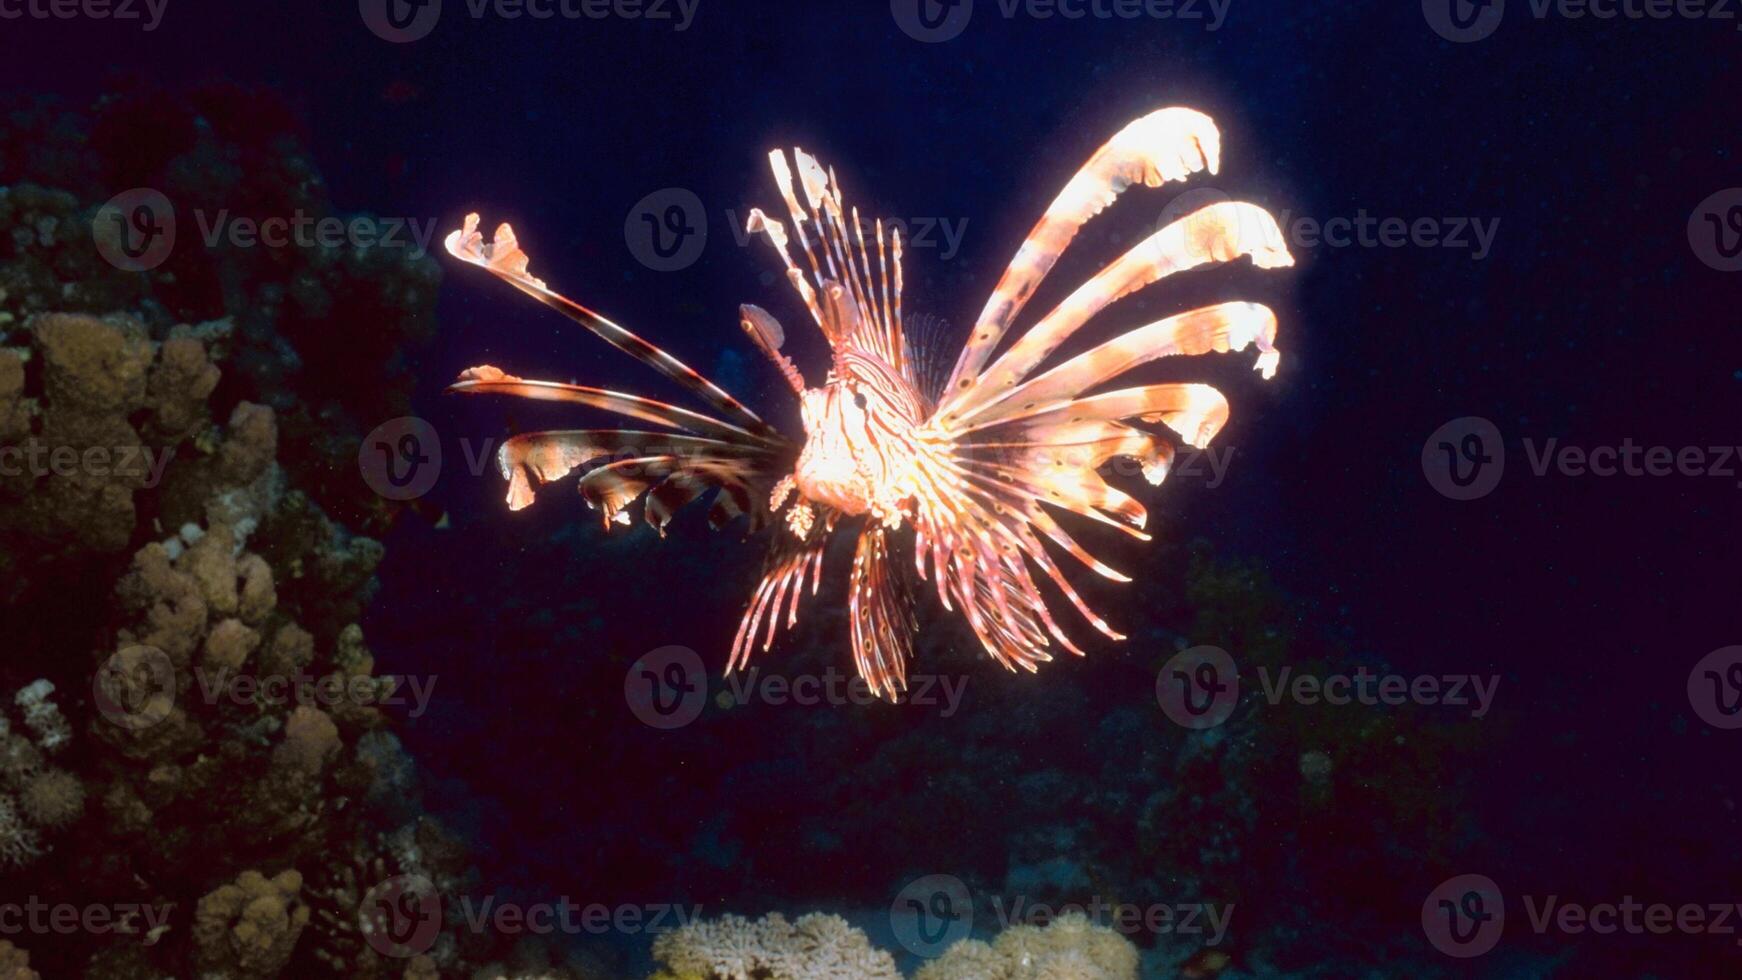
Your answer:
(852, 390), (868, 410)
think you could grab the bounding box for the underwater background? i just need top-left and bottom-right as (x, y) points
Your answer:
(0, 0), (1739, 977)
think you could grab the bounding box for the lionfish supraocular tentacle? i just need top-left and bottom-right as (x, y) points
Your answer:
(444, 105), (1293, 699)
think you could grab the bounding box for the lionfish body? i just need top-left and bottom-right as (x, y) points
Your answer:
(446, 107), (1293, 699)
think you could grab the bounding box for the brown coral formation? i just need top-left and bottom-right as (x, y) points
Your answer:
(192, 869), (311, 979)
(650, 911), (902, 980)
(0, 940), (41, 980)
(5, 313), (161, 554)
(915, 912), (1140, 980)
(0, 204), (469, 976)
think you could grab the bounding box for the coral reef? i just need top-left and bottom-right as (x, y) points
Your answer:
(647, 910), (1140, 980)
(192, 869), (311, 979)
(0, 681), (76, 869)
(0, 941), (40, 980)
(0, 90), (580, 980)
(915, 912), (1139, 980)
(0, 85), (439, 537)
(649, 912), (901, 980)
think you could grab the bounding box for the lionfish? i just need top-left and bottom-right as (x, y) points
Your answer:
(445, 107), (1293, 699)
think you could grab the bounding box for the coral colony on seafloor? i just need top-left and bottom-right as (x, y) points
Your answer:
(446, 107), (1293, 699)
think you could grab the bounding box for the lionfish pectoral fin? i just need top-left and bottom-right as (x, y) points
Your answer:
(443, 215), (798, 530)
(906, 107), (1291, 674)
(941, 207), (1291, 429)
(445, 213), (785, 445)
(943, 107), (1222, 399)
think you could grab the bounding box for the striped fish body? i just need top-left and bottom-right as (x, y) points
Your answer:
(443, 106), (1293, 700)
(792, 348), (928, 525)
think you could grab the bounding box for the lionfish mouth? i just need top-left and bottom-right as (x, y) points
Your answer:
(443, 106), (1293, 700)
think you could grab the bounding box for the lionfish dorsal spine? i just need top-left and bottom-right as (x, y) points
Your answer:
(750, 149), (915, 390)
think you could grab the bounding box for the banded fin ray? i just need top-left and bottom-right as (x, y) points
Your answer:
(849, 524), (918, 699)
(943, 107), (1223, 399)
(952, 301), (1276, 433)
(938, 203), (1291, 429)
(491, 428), (773, 516)
(446, 214), (784, 443)
(448, 366), (772, 446)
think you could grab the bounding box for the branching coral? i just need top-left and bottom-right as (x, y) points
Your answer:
(0, 795), (42, 869)
(649, 912), (902, 980)
(0, 681), (75, 868)
(14, 681), (69, 752)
